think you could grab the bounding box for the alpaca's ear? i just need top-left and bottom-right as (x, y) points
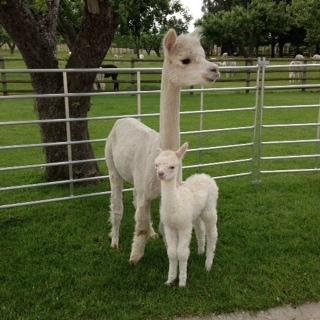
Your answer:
(163, 29), (177, 52)
(176, 142), (188, 159)
(191, 27), (203, 40)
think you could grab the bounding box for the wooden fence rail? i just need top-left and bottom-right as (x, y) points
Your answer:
(0, 57), (319, 95)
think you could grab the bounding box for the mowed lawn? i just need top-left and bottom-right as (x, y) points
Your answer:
(0, 50), (320, 319)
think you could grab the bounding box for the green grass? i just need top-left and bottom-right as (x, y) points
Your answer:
(0, 175), (319, 319)
(1, 48), (320, 319)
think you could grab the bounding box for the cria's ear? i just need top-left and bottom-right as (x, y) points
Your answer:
(176, 142), (188, 159)
(163, 29), (177, 52)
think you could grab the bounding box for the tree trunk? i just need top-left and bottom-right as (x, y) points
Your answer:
(0, 0), (118, 181)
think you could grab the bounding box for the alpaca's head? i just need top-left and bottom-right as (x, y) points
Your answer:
(155, 143), (188, 182)
(162, 29), (220, 87)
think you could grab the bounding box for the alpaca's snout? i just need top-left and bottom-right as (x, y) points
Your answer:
(157, 171), (165, 179)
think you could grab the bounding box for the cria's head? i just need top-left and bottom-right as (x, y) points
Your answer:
(155, 143), (188, 182)
(162, 28), (220, 87)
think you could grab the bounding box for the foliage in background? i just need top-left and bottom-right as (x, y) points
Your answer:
(199, 0), (320, 57)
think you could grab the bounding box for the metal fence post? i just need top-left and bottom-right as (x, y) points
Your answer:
(62, 72), (74, 196)
(0, 58), (8, 96)
(251, 57), (265, 184)
(130, 58), (136, 91)
(136, 71), (141, 121)
(198, 84), (205, 170)
(245, 58), (252, 94)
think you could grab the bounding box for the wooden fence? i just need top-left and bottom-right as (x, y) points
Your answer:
(0, 57), (319, 95)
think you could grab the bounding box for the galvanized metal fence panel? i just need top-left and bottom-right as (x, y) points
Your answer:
(0, 62), (319, 209)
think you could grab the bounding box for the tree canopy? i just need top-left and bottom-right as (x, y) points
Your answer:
(200, 0), (320, 57)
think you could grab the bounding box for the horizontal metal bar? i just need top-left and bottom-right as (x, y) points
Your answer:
(0, 65), (258, 74)
(262, 123), (320, 129)
(189, 143), (253, 152)
(0, 85), (258, 101)
(264, 84), (320, 90)
(0, 171), (252, 210)
(0, 107), (256, 127)
(261, 168), (320, 174)
(181, 126), (254, 135)
(261, 154), (320, 160)
(0, 175), (109, 192)
(212, 172), (252, 180)
(264, 104), (320, 110)
(262, 139), (320, 145)
(265, 63), (320, 69)
(0, 157), (106, 172)
(0, 138), (105, 151)
(183, 158), (252, 169)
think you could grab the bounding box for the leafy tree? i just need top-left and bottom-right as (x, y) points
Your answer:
(0, 0), (118, 181)
(0, 25), (16, 54)
(291, 0), (320, 53)
(120, 0), (190, 57)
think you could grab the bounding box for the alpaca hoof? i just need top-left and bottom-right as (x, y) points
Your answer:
(149, 232), (159, 240)
(111, 239), (119, 249)
(205, 261), (212, 271)
(165, 280), (175, 286)
(129, 252), (143, 265)
(179, 283), (186, 288)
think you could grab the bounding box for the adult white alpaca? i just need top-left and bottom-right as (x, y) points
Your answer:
(105, 29), (219, 264)
(155, 143), (219, 287)
(289, 54), (304, 84)
(312, 54), (320, 63)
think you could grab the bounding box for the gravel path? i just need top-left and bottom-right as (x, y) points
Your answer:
(177, 302), (320, 320)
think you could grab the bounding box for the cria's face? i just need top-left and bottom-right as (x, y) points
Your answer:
(155, 153), (179, 182)
(165, 34), (220, 87)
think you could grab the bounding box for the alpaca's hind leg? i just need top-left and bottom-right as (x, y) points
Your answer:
(202, 209), (218, 271)
(129, 197), (152, 264)
(133, 190), (157, 240)
(109, 172), (124, 249)
(194, 218), (205, 255)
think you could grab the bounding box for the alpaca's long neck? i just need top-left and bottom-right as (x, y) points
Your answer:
(160, 179), (178, 211)
(160, 62), (181, 150)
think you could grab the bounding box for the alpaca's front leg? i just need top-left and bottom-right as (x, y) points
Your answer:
(130, 199), (152, 264)
(177, 228), (192, 287)
(164, 226), (178, 285)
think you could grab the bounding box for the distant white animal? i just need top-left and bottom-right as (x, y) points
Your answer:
(221, 52), (237, 78)
(289, 54), (305, 84)
(312, 54), (320, 63)
(155, 143), (219, 287)
(139, 53), (145, 59)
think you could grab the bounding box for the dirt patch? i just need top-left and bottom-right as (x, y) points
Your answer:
(177, 302), (320, 320)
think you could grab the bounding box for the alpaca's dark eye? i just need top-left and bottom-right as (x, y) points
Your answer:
(169, 166), (175, 170)
(181, 58), (191, 65)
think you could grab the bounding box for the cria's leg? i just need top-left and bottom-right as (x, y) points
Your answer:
(203, 209), (218, 271)
(194, 218), (205, 255)
(164, 226), (178, 285)
(159, 221), (167, 247)
(108, 172), (124, 249)
(129, 198), (152, 264)
(177, 227), (192, 287)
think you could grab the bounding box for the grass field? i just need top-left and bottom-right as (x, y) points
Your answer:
(0, 48), (320, 319)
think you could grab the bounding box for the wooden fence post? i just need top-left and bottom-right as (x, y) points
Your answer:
(301, 58), (307, 92)
(0, 58), (8, 96)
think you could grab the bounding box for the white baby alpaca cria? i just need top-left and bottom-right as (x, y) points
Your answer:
(155, 143), (219, 287)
